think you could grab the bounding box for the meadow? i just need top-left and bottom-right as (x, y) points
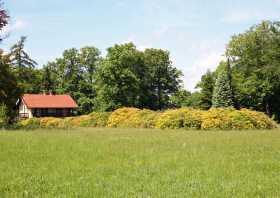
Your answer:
(0, 128), (280, 197)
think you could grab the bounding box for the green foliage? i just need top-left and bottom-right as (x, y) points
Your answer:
(212, 60), (234, 108)
(94, 43), (144, 111)
(0, 58), (21, 121)
(19, 118), (41, 129)
(143, 48), (182, 110)
(8, 36), (40, 93)
(226, 21), (280, 118)
(196, 70), (215, 109)
(42, 46), (101, 114)
(0, 104), (8, 128)
(94, 44), (182, 111)
(170, 89), (192, 107)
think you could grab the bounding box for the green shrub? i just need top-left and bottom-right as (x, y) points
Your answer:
(0, 104), (8, 128)
(20, 118), (41, 129)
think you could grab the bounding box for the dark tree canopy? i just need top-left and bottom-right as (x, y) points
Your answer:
(94, 43), (182, 111)
(41, 46), (101, 114)
(196, 70), (215, 110)
(226, 21), (280, 118)
(0, 58), (21, 120)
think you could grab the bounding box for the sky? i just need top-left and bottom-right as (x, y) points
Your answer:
(2, 0), (280, 91)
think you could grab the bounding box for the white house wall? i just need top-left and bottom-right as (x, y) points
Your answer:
(19, 101), (33, 118)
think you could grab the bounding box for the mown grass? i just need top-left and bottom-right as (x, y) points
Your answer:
(0, 128), (280, 197)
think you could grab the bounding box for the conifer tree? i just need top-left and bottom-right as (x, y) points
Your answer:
(8, 36), (40, 93)
(212, 59), (234, 108)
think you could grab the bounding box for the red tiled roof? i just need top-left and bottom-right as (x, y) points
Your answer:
(22, 94), (78, 108)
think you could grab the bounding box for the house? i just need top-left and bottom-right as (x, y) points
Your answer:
(17, 94), (78, 119)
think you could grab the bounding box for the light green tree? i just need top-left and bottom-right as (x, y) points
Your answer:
(212, 60), (234, 108)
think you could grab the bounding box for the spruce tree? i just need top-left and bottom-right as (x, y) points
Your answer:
(212, 59), (234, 108)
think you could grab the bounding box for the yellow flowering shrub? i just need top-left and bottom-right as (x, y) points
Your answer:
(228, 110), (255, 129)
(183, 108), (204, 129)
(239, 109), (277, 129)
(107, 107), (141, 127)
(125, 109), (160, 128)
(40, 117), (63, 128)
(201, 108), (234, 130)
(18, 107), (277, 130)
(155, 109), (186, 129)
(155, 108), (203, 130)
(68, 115), (88, 127)
(88, 112), (111, 127)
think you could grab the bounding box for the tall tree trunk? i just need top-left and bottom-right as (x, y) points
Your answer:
(265, 101), (272, 117)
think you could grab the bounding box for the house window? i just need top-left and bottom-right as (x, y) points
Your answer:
(48, 109), (56, 114)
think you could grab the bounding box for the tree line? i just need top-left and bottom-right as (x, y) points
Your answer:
(1, 0), (280, 123)
(190, 21), (280, 121)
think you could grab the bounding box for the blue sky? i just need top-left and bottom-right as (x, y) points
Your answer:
(2, 0), (280, 91)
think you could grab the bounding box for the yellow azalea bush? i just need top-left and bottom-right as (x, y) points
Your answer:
(107, 107), (141, 127)
(88, 112), (111, 127)
(201, 108), (234, 130)
(40, 117), (63, 128)
(239, 108), (277, 129)
(155, 109), (186, 129)
(69, 115), (92, 127)
(183, 108), (204, 129)
(125, 109), (160, 128)
(18, 107), (277, 130)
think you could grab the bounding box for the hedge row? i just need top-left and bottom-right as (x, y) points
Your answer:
(20, 112), (110, 129)
(19, 107), (277, 130)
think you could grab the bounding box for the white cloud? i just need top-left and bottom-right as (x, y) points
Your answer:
(183, 51), (225, 91)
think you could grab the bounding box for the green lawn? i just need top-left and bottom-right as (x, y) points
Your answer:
(0, 128), (280, 197)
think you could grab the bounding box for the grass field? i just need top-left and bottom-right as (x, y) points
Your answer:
(0, 128), (280, 197)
